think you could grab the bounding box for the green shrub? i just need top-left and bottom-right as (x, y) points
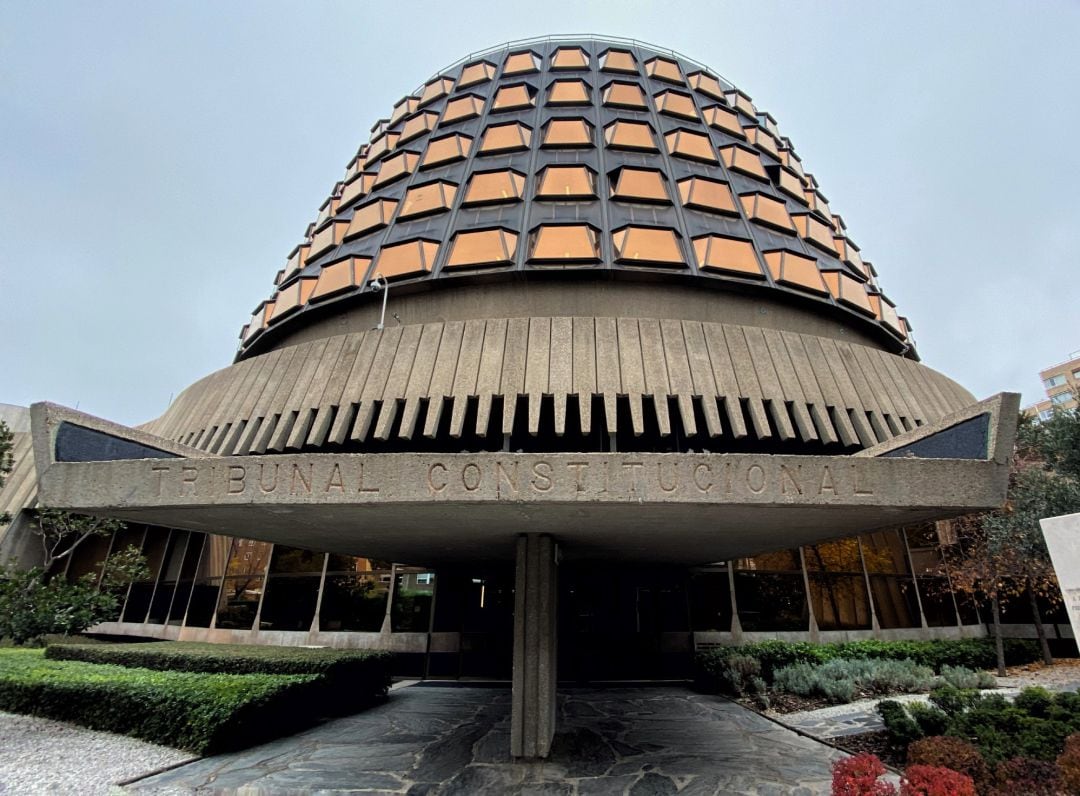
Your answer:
(878, 699), (924, 747)
(907, 736), (990, 793)
(1013, 686), (1055, 718)
(0, 648), (326, 753)
(930, 685), (981, 716)
(938, 665), (994, 690)
(907, 702), (950, 737)
(774, 658), (935, 704)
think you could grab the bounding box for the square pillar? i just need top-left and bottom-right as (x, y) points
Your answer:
(511, 533), (558, 759)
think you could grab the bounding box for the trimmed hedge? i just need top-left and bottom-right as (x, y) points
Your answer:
(46, 641), (391, 705)
(0, 648), (325, 754)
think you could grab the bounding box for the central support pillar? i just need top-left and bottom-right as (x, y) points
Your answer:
(511, 533), (558, 759)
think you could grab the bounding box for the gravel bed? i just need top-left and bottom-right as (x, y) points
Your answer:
(0, 711), (195, 795)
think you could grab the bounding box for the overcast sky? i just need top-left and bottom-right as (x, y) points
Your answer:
(2, 1), (1078, 427)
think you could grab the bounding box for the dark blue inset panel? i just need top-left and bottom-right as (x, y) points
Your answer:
(55, 422), (180, 462)
(882, 413), (990, 460)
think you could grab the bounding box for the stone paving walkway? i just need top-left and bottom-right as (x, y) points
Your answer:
(128, 684), (847, 794)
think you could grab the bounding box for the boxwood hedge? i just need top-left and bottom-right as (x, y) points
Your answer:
(0, 648), (326, 754)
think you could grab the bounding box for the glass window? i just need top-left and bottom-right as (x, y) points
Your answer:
(1040, 409), (1054, 421)
(724, 89), (756, 118)
(478, 121), (532, 154)
(421, 133), (472, 169)
(310, 257), (370, 302)
(503, 50), (540, 75)
(446, 228), (518, 269)
(372, 151), (419, 187)
(654, 90), (698, 121)
(268, 277), (317, 323)
(185, 533), (231, 628)
(645, 56), (683, 84)
(551, 46), (589, 70)
(547, 79), (591, 106)
(492, 83), (536, 113)
(441, 94), (485, 125)
(1052, 392), (1073, 405)
(602, 81), (648, 109)
(763, 249), (827, 295)
(1045, 374), (1067, 388)
(320, 555), (392, 632)
(345, 198), (398, 240)
(418, 76), (454, 108)
(214, 538), (273, 630)
(678, 176), (738, 215)
(604, 119), (657, 151)
(804, 540), (872, 631)
(147, 530), (193, 625)
(542, 118), (593, 148)
(463, 169), (527, 205)
(600, 48), (637, 74)
(905, 525), (958, 627)
(690, 569), (733, 631)
(612, 226), (685, 266)
(457, 60), (496, 89)
(740, 192), (796, 233)
(1073, 370), (1080, 380)
(703, 105), (745, 138)
(339, 172), (376, 209)
(793, 213), (840, 255)
(719, 145), (767, 180)
(665, 129), (717, 163)
(692, 235), (762, 278)
(399, 180), (457, 220)
(861, 531), (921, 630)
(390, 96), (420, 125)
(733, 550), (808, 632)
(259, 546), (325, 632)
(392, 569), (436, 631)
(688, 71), (726, 101)
(536, 165), (596, 200)
(743, 125), (780, 158)
(398, 111), (439, 144)
(374, 239), (440, 280)
(609, 167), (670, 204)
(528, 225), (601, 263)
(822, 270), (875, 315)
(308, 219), (350, 258)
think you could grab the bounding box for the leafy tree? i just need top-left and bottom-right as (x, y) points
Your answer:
(31, 508), (126, 574)
(0, 419), (13, 525)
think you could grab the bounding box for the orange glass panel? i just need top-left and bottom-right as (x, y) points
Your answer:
(463, 170), (527, 205)
(693, 235), (763, 277)
(548, 79), (590, 106)
(399, 181), (457, 220)
(315, 196), (340, 228)
(678, 176), (738, 215)
(372, 151), (419, 187)
(600, 49), (637, 74)
(703, 105), (745, 138)
(781, 148), (805, 178)
(374, 240), (439, 280)
(543, 118), (592, 147)
(310, 257), (371, 302)
(399, 111), (439, 144)
(805, 190), (833, 220)
(551, 46), (589, 70)
(479, 122), (532, 154)
(339, 172), (376, 208)
(775, 168), (807, 202)
(822, 271), (874, 315)
(725, 90), (756, 117)
(645, 56), (683, 84)
(529, 225), (601, 262)
(308, 220), (350, 258)
(492, 83), (536, 112)
(390, 96), (420, 125)
(610, 168), (669, 203)
(457, 60), (496, 89)
(446, 229), (518, 268)
(764, 250), (827, 294)
(269, 277), (317, 323)
(364, 132), (400, 166)
(688, 71), (726, 101)
(792, 213), (839, 254)
(741, 193), (795, 233)
(345, 152), (363, 182)
(835, 237), (868, 276)
(719, 145), (767, 179)
(612, 226), (684, 266)
(536, 165), (596, 199)
(282, 244), (310, 281)
(442, 94), (485, 125)
(604, 120), (657, 151)
(743, 125), (779, 158)
(421, 133), (472, 169)
(758, 113), (780, 137)
(655, 90), (698, 120)
(602, 81), (647, 109)
(665, 129), (716, 163)
(345, 198), (398, 240)
(418, 77), (454, 108)
(503, 50), (540, 75)
(243, 303), (269, 342)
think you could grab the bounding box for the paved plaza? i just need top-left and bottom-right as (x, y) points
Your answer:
(129, 685), (845, 794)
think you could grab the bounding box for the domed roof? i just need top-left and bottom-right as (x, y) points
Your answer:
(237, 36), (911, 360)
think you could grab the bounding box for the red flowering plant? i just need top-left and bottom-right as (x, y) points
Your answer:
(832, 753), (897, 796)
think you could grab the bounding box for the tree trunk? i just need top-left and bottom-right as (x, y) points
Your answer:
(991, 596), (1006, 677)
(1027, 578), (1054, 666)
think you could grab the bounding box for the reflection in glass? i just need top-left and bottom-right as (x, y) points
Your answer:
(213, 538), (273, 630)
(392, 569), (436, 631)
(320, 556), (391, 632)
(861, 530), (921, 629)
(690, 568), (732, 631)
(734, 550), (808, 631)
(906, 524), (958, 627)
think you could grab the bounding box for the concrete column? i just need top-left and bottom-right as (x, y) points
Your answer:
(511, 533), (558, 759)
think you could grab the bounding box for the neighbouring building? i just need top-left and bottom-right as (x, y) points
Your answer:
(1025, 351), (1080, 421)
(1, 37), (1022, 758)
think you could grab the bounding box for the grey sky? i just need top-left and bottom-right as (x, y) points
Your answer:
(2, 1), (1078, 427)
